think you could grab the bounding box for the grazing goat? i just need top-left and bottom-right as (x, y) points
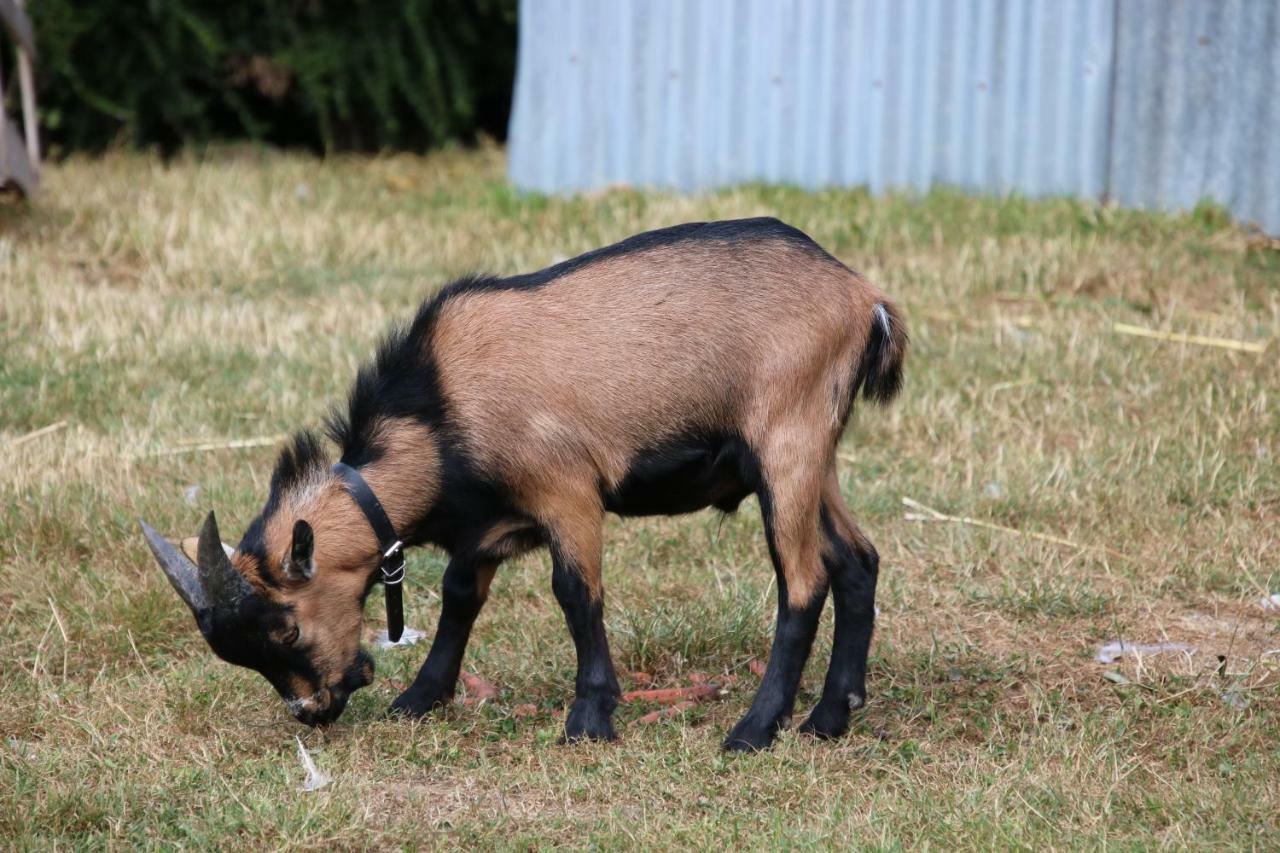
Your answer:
(142, 217), (907, 751)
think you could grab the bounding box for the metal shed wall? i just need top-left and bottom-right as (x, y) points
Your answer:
(508, 0), (1280, 233)
(1109, 0), (1280, 233)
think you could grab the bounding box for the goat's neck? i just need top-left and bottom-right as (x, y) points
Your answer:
(345, 421), (440, 549)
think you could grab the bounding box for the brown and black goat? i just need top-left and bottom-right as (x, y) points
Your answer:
(142, 218), (907, 751)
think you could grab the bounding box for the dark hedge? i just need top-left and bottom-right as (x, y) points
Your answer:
(22, 0), (517, 154)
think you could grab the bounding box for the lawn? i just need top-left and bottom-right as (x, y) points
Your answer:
(2, 145), (1277, 848)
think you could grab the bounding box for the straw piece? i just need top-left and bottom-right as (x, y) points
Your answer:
(1113, 322), (1266, 354)
(901, 496), (1130, 561)
(137, 435), (285, 459)
(988, 378), (1037, 394)
(7, 420), (67, 449)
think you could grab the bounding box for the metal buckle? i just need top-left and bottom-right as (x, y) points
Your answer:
(381, 540), (406, 585)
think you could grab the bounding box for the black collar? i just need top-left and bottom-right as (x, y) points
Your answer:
(332, 462), (406, 642)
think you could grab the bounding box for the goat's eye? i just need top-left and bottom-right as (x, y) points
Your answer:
(280, 626), (300, 646)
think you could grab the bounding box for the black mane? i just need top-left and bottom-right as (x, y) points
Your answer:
(237, 430), (328, 574)
(323, 277), (489, 467)
(270, 430), (329, 496)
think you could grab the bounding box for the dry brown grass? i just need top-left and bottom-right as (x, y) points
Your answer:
(1, 145), (1277, 848)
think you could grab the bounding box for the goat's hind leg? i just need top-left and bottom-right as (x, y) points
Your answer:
(799, 467), (879, 739)
(724, 448), (829, 752)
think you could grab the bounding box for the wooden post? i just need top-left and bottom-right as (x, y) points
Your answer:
(14, 0), (36, 172)
(0, 60), (8, 179)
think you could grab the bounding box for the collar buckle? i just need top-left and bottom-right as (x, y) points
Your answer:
(381, 540), (406, 585)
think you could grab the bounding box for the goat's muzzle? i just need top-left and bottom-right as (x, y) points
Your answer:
(289, 649), (375, 727)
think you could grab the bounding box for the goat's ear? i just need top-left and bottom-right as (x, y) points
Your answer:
(283, 520), (316, 582)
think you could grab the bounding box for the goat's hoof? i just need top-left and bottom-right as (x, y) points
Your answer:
(561, 699), (618, 743)
(386, 687), (447, 720)
(797, 701), (850, 740)
(722, 718), (778, 752)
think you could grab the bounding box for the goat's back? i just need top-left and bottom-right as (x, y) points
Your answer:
(428, 219), (888, 489)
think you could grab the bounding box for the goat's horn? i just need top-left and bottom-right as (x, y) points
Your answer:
(196, 511), (252, 608)
(140, 518), (209, 615)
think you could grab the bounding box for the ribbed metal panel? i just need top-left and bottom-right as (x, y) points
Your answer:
(1109, 0), (1280, 233)
(509, 0), (1279, 233)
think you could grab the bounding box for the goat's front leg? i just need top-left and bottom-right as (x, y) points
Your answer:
(388, 553), (497, 718)
(546, 507), (619, 742)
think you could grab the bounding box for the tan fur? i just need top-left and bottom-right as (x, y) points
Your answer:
(819, 465), (873, 561)
(430, 238), (896, 607)
(359, 418), (442, 532)
(474, 562), (498, 603)
(476, 519), (539, 560)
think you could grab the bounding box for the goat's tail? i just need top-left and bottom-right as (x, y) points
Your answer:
(856, 299), (907, 405)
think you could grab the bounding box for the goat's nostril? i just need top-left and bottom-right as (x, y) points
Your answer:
(286, 691), (329, 725)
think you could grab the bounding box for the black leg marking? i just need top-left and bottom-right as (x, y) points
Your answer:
(799, 507), (878, 740)
(724, 489), (828, 752)
(551, 548), (620, 743)
(388, 555), (495, 718)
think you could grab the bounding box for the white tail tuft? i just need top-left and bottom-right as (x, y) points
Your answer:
(874, 303), (891, 337)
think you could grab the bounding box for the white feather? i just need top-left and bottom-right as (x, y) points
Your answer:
(295, 735), (330, 792)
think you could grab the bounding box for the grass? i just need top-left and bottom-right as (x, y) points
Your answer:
(2, 144), (1278, 848)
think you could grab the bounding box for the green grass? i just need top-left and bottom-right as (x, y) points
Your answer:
(2, 145), (1278, 848)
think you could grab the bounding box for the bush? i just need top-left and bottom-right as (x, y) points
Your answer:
(25, 0), (517, 154)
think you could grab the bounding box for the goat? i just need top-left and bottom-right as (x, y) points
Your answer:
(142, 217), (907, 751)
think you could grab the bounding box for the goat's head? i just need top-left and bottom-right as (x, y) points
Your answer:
(141, 438), (385, 725)
(141, 509), (376, 726)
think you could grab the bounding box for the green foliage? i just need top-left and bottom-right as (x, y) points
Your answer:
(27, 0), (516, 153)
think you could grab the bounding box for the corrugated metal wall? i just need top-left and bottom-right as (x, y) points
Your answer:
(509, 0), (1280, 233)
(1109, 0), (1280, 233)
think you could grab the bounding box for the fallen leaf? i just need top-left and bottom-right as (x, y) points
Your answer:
(460, 671), (500, 701)
(621, 684), (721, 705)
(637, 701), (698, 724)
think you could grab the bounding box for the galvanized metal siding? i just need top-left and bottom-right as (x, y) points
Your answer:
(1109, 0), (1280, 233)
(509, 0), (1279, 233)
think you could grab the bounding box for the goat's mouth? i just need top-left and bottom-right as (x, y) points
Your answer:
(287, 688), (348, 727)
(286, 650), (375, 726)
(285, 681), (361, 727)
